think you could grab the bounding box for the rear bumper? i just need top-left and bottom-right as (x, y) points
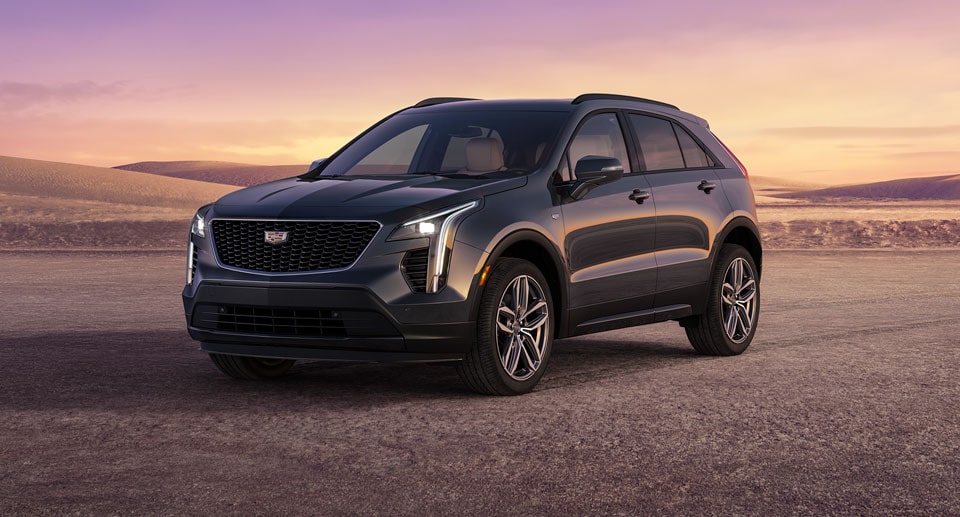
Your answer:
(183, 283), (475, 362)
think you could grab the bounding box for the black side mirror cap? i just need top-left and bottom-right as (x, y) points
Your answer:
(568, 156), (624, 200)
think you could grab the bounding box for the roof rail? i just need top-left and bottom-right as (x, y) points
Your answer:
(412, 97), (478, 108)
(572, 93), (678, 110)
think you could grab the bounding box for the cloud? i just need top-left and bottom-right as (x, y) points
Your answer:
(0, 80), (127, 112)
(761, 126), (960, 139)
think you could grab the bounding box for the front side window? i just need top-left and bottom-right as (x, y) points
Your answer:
(563, 113), (630, 180)
(319, 111), (569, 177)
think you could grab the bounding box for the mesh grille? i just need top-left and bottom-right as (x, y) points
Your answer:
(211, 220), (379, 272)
(401, 248), (429, 292)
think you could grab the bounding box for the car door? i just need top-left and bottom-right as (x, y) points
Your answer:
(559, 112), (658, 333)
(625, 112), (732, 309)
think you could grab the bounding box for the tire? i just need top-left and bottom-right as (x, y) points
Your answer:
(457, 258), (554, 395)
(685, 244), (760, 356)
(209, 354), (296, 380)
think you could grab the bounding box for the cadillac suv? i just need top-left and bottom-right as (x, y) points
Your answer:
(183, 94), (762, 395)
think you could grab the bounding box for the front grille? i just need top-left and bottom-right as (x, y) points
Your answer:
(192, 304), (399, 338)
(211, 220), (380, 272)
(401, 248), (429, 292)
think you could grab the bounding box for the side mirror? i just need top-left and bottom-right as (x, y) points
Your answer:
(306, 158), (326, 174)
(568, 156), (624, 200)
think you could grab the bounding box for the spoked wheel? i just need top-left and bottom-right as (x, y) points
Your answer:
(496, 274), (550, 381)
(457, 258), (554, 395)
(720, 256), (758, 344)
(685, 244), (760, 356)
(209, 354), (296, 380)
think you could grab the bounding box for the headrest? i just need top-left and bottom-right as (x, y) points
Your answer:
(465, 138), (504, 172)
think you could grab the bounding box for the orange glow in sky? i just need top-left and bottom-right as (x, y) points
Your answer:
(1, 1), (958, 184)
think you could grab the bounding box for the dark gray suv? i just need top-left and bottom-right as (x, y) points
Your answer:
(183, 94), (761, 395)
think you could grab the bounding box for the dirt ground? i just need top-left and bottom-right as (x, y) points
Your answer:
(1, 250), (959, 515)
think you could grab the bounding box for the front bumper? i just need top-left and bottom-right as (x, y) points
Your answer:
(183, 282), (476, 363)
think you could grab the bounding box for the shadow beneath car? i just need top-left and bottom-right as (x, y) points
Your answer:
(0, 329), (705, 410)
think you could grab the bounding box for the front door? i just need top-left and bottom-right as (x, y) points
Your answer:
(559, 112), (658, 333)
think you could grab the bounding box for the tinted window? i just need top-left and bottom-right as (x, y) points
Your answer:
(566, 113), (630, 179)
(674, 123), (714, 168)
(440, 128), (503, 171)
(629, 114), (684, 171)
(347, 125), (427, 175)
(320, 111), (568, 176)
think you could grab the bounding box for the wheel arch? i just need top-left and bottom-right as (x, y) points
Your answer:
(713, 216), (763, 279)
(474, 230), (570, 338)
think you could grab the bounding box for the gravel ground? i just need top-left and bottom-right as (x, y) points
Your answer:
(1, 250), (959, 515)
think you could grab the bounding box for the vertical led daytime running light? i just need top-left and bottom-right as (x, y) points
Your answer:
(425, 201), (478, 293)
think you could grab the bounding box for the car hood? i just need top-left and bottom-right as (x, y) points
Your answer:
(211, 174), (526, 220)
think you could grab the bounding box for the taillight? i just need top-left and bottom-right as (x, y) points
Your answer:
(717, 138), (749, 181)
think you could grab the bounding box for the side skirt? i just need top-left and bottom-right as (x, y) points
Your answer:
(568, 304), (693, 336)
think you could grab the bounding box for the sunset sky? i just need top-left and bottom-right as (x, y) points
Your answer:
(1, 0), (958, 184)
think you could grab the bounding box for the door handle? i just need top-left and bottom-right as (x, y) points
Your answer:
(698, 180), (717, 193)
(628, 189), (651, 204)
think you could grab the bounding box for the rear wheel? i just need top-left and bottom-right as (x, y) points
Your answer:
(209, 354), (295, 380)
(457, 258), (554, 395)
(685, 244), (759, 356)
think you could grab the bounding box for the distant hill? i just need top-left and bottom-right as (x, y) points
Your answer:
(749, 176), (825, 192)
(780, 174), (960, 200)
(115, 160), (306, 187)
(0, 155), (237, 208)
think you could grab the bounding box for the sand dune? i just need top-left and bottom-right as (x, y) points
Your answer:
(781, 174), (960, 200)
(116, 160), (306, 187)
(0, 155), (237, 208)
(3, 154), (959, 249)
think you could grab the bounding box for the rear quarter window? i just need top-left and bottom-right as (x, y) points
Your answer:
(673, 123), (715, 168)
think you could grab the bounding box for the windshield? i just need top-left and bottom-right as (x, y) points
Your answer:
(317, 110), (570, 177)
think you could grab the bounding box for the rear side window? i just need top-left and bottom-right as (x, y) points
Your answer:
(629, 114), (715, 171)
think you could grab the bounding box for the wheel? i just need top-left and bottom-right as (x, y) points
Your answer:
(457, 258), (554, 395)
(684, 244), (760, 356)
(209, 354), (296, 380)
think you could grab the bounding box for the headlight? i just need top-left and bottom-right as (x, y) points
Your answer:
(388, 201), (479, 293)
(190, 210), (207, 238)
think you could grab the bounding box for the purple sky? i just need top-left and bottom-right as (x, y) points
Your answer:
(1, 0), (958, 182)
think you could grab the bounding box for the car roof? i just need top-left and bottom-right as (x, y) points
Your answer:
(405, 96), (709, 128)
(407, 98), (576, 112)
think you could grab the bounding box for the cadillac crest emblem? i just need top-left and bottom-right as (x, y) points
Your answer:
(264, 230), (290, 245)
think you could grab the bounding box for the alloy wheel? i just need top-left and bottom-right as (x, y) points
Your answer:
(720, 257), (757, 343)
(496, 275), (550, 381)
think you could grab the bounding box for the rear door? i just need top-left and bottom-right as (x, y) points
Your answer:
(625, 113), (732, 309)
(559, 112), (658, 333)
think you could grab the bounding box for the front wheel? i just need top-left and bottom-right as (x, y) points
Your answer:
(684, 244), (760, 356)
(457, 258), (554, 395)
(209, 354), (296, 380)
